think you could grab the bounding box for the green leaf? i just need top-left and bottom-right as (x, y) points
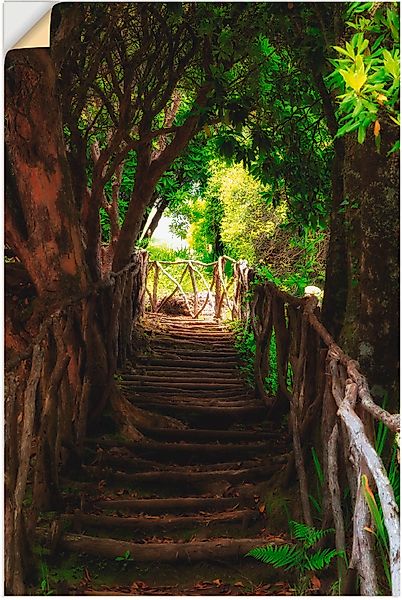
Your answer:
(357, 124), (367, 144)
(336, 120), (360, 138)
(383, 49), (400, 79)
(311, 448), (324, 486)
(345, 41), (355, 59)
(361, 475), (388, 549)
(339, 68), (367, 92)
(333, 46), (354, 58)
(247, 544), (304, 571)
(290, 521), (334, 548)
(306, 548), (341, 572)
(387, 140), (400, 156)
(309, 494), (323, 515)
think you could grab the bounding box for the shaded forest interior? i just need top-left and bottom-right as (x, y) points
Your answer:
(4, 2), (400, 597)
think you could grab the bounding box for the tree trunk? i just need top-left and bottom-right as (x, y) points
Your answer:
(321, 137), (348, 340)
(313, 74), (348, 341)
(341, 123), (399, 410)
(113, 155), (155, 271)
(5, 49), (90, 298)
(5, 48), (107, 593)
(145, 196), (170, 239)
(113, 85), (210, 270)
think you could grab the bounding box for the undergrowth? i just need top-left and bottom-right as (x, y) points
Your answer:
(230, 319), (279, 395)
(247, 520), (344, 576)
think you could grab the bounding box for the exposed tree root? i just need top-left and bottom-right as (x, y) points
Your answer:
(110, 389), (186, 440)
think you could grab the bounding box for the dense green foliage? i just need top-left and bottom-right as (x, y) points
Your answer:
(188, 163), (286, 263)
(329, 2), (400, 150)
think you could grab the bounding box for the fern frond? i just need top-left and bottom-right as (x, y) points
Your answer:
(247, 544), (304, 570)
(305, 548), (340, 572)
(290, 521), (334, 548)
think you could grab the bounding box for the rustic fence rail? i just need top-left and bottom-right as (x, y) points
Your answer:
(145, 256), (249, 320)
(240, 272), (400, 596)
(5, 249), (148, 594)
(5, 250), (400, 595)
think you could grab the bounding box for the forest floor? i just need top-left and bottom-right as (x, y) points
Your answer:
(34, 314), (303, 595)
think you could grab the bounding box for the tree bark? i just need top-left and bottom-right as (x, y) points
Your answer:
(5, 49), (90, 299)
(313, 74), (348, 341)
(341, 124), (399, 410)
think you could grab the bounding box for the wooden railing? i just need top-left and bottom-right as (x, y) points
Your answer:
(145, 253), (399, 592)
(5, 249), (148, 593)
(242, 275), (400, 596)
(145, 256), (249, 320)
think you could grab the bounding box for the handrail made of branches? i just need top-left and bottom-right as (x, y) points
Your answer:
(240, 271), (400, 596)
(5, 249), (149, 593)
(145, 256), (249, 320)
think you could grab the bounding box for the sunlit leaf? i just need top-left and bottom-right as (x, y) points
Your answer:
(339, 68), (367, 92)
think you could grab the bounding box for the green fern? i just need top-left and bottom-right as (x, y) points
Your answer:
(247, 521), (342, 575)
(290, 520), (334, 548)
(305, 548), (340, 571)
(247, 544), (304, 570)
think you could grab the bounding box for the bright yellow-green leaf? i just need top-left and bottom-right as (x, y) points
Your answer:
(346, 41), (355, 59)
(339, 68), (367, 92)
(333, 45), (353, 58)
(383, 50), (400, 78)
(355, 54), (364, 71)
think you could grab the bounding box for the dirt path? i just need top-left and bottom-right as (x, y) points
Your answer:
(44, 314), (291, 595)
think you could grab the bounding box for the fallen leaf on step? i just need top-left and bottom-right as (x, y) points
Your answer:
(310, 575), (321, 589)
(213, 579), (222, 585)
(258, 503), (266, 513)
(234, 581), (244, 587)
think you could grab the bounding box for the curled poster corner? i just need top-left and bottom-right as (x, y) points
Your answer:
(12, 11), (52, 49)
(5, 2), (53, 52)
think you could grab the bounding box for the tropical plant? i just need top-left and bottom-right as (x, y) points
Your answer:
(329, 2), (400, 151)
(247, 520), (343, 575)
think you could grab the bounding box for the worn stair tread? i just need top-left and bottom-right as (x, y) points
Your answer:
(89, 438), (272, 454)
(127, 391), (258, 401)
(147, 349), (240, 358)
(124, 394), (252, 403)
(121, 381), (247, 390)
(126, 397), (258, 408)
(90, 453), (265, 471)
(127, 401), (267, 416)
(83, 462), (278, 485)
(94, 495), (255, 514)
(137, 427), (278, 442)
(53, 532), (276, 562)
(64, 508), (257, 531)
(120, 375), (243, 385)
(122, 369), (243, 379)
